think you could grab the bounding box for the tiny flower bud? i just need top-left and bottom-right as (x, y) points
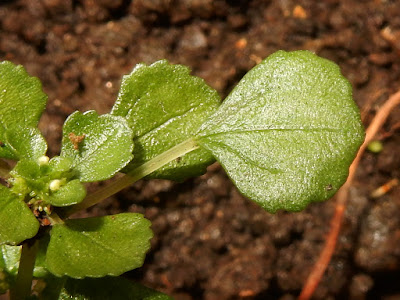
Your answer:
(49, 179), (62, 192)
(43, 205), (51, 214)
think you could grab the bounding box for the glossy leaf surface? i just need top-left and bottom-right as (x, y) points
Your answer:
(0, 186), (39, 245)
(61, 111), (134, 182)
(46, 179), (86, 207)
(46, 213), (153, 278)
(2, 126), (47, 160)
(197, 50), (364, 212)
(0, 61), (47, 160)
(111, 60), (220, 180)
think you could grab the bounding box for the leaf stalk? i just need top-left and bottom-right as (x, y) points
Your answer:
(65, 138), (199, 217)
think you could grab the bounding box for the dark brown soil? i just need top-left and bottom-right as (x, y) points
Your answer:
(2, 0), (400, 299)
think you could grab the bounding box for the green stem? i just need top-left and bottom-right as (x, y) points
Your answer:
(48, 211), (64, 225)
(9, 240), (39, 300)
(65, 138), (200, 217)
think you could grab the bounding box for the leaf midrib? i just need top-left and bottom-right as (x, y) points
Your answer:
(134, 105), (199, 141)
(65, 227), (133, 268)
(199, 126), (342, 138)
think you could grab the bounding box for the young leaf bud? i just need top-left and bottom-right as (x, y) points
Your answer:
(49, 179), (62, 192)
(38, 155), (50, 166)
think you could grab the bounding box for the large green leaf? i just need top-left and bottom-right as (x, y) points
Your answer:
(40, 276), (173, 300)
(111, 60), (220, 181)
(46, 213), (153, 278)
(0, 185), (39, 245)
(60, 111), (134, 182)
(0, 61), (47, 160)
(197, 50), (364, 212)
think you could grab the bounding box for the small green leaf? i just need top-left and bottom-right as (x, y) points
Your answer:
(111, 60), (220, 181)
(10, 159), (41, 180)
(0, 61), (47, 127)
(0, 126), (47, 160)
(46, 213), (153, 278)
(0, 245), (20, 276)
(41, 276), (173, 300)
(60, 111), (134, 182)
(197, 50), (364, 212)
(0, 185), (39, 245)
(10, 159), (44, 196)
(46, 179), (86, 207)
(0, 245), (21, 293)
(48, 157), (75, 179)
(0, 61), (47, 160)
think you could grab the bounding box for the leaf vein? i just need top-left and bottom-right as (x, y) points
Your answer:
(77, 230), (130, 261)
(135, 106), (198, 140)
(212, 140), (282, 174)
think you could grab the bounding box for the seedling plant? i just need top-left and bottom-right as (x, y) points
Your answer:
(0, 50), (364, 299)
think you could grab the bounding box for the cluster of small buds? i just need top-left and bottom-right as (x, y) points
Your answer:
(37, 156), (64, 192)
(28, 198), (51, 216)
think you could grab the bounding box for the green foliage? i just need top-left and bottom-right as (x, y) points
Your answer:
(0, 245), (21, 293)
(197, 50), (364, 212)
(10, 157), (86, 207)
(46, 213), (152, 278)
(0, 61), (47, 160)
(0, 186), (39, 245)
(111, 60), (220, 181)
(0, 51), (364, 299)
(46, 179), (86, 207)
(61, 111), (134, 182)
(1, 127), (47, 161)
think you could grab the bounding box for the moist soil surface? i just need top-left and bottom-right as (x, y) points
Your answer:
(2, 1), (400, 299)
